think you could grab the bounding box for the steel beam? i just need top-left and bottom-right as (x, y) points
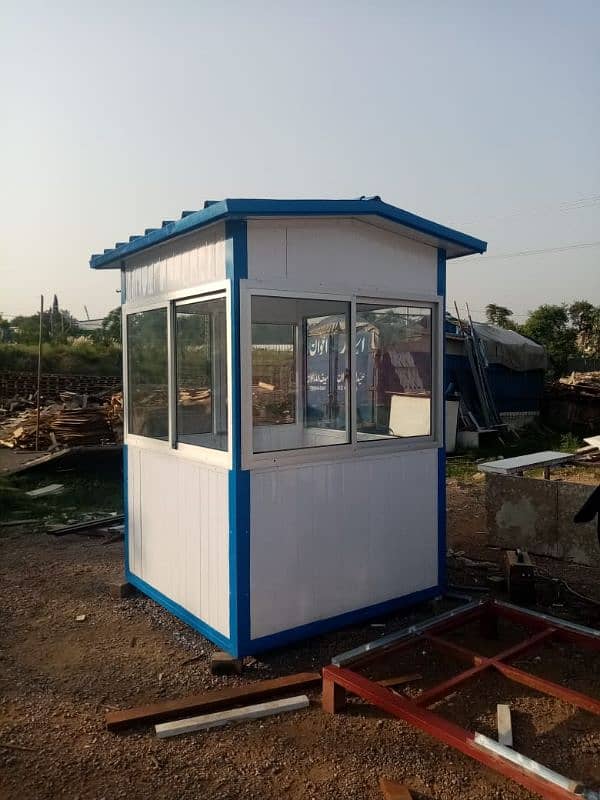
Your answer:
(331, 599), (485, 667)
(495, 661), (600, 716)
(322, 665), (578, 800)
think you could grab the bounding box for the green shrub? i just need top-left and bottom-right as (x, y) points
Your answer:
(0, 342), (122, 376)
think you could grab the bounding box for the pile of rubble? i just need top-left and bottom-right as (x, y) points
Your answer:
(0, 391), (123, 451)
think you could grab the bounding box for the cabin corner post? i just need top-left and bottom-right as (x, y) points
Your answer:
(226, 220), (251, 656)
(437, 247), (447, 591)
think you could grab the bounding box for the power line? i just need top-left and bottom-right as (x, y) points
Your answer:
(480, 240), (600, 259)
(456, 193), (600, 226)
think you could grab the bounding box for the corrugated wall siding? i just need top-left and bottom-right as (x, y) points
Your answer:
(127, 445), (230, 636)
(123, 223), (226, 303)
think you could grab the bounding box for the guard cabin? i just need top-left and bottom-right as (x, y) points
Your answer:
(90, 198), (486, 656)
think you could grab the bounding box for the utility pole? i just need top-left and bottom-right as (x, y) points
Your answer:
(35, 295), (44, 451)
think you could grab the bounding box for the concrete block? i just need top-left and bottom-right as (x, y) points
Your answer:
(109, 581), (136, 599)
(486, 473), (600, 566)
(210, 651), (242, 675)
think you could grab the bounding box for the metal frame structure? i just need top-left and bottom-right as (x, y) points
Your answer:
(323, 599), (600, 799)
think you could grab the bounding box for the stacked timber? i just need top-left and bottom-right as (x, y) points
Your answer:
(543, 371), (600, 434)
(558, 371), (600, 398)
(0, 392), (123, 450)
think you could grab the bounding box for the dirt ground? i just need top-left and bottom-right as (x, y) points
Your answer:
(1, 480), (599, 800)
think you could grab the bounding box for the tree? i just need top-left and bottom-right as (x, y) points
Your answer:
(485, 304), (515, 329)
(568, 300), (600, 356)
(50, 294), (60, 337)
(93, 307), (122, 345)
(520, 304), (578, 377)
(0, 315), (13, 343)
(10, 312), (50, 345)
(11, 305), (80, 345)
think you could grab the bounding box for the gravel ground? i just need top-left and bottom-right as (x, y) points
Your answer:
(0, 481), (599, 800)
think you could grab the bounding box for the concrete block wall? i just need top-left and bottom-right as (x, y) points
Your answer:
(486, 472), (600, 566)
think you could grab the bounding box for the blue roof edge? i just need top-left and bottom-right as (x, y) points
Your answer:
(89, 198), (487, 269)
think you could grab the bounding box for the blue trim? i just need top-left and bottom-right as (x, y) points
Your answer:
(123, 444), (129, 575)
(90, 198), (487, 269)
(229, 470), (250, 655)
(225, 220), (251, 657)
(126, 570), (232, 653)
(241, 585), (441, 656)
(437, 248), (447, 591)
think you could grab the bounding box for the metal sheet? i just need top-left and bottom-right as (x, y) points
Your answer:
(478, 451), (573, 475)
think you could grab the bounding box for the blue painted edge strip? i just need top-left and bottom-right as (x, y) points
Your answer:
(226, 220), (250, 658)
(123, 443), (129, 575)
(125, 570), (232, 653)
(437, 248), (447, 591)
(241, 585), (441, 657)
(90, 198), (487, 269)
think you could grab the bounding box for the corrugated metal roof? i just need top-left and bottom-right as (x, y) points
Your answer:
(89, 197), (487, 269)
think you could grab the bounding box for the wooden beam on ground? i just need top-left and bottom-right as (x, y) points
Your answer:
(497, 704), (513, 747)
(379, 777), (413, 799)
(155, 694), (309, 738)
(105, 672), (321, 731)
(377, 673), (422, 688)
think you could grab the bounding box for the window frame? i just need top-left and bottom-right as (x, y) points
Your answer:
(241, 285), (443, 470)
(354, 298), (436, 444)
(122, 280), (232, 469)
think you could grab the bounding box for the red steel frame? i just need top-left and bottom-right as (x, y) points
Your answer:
(322, 599), (600, 799)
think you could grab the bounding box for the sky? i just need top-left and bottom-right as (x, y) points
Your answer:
(1, 0), (599, 323)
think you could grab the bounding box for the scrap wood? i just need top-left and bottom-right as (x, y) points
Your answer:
(105, 671), (321, 731)
(26, 483), (64, 498)
(497, 704), (513, 748)
(379, 778), (413, 800)
(154, 694), (309, 739)
(0, 741), (36, 752)
(47, 514), (125, 537)
(0, 391), (123, 451)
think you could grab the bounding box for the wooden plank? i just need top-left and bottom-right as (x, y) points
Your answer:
(48, 514), (125, 537)
(497, 704), (513, 747)
(105, 672), (321, 731)
(379, 777), (413, 799)
(378, 673), (422, 688)
(155, 695), (309, 738)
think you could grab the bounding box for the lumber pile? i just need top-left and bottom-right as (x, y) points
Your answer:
(544, 371), (600, 433)
(0, 392), (123, 450)
(558, 371), (600, 398)
(177, 388), (211, 406)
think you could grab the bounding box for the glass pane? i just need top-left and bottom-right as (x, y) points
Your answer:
(305, 314), (348, 431)
(127, 308), (169, 439)
(356, 304), (432, 440)
(176, 297), (228, 451)
(251, 296), (350, 453)
(252, 324), (296, 426)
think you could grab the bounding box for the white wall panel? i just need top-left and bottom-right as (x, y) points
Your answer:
(124, 223), (226, 303)
(247, 219), (437, 295)
(127, 445), (230, 637)
(250, 448), (439, 639)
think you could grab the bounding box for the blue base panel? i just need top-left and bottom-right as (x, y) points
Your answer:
(241, 584), (441, 656)
(125, 570), (233, 654)
(125, 572), (440, 658)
